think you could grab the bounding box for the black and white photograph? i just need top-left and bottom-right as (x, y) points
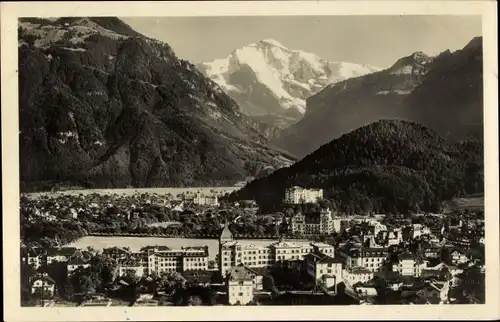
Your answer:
(2, 1), (499, 321)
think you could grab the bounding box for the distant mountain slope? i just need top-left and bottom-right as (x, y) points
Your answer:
(197, 39), (380, 131)
(276, 37), (483, 158)
(18, 17), (295, 191)
(230, 120), (484, 214)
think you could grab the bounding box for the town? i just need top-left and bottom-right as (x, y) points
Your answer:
(20, 186), (485, 306)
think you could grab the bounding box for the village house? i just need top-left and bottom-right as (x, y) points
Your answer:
(46, 247), (81, 265)
(23, 247), (44, 270)
(450, 249), (469, 265)
(411, 224), (431, 239)
(225, 265), (260, 305)
(118, 258), (145, 278)
(102, 247), (131, 261)
(67, 256), (91, 275)
(31, 273), (56, 297)
(416, 280), (451, 304)
(193, 194), (219, 207)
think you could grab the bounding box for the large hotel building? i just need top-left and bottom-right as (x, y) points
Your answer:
(218, 225), (335, 276)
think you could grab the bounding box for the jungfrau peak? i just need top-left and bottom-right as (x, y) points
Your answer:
(197, 38), (381, 126)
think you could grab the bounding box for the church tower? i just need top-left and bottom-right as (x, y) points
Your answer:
(218, 223), (234, 277)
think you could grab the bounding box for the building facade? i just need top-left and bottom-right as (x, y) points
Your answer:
(225, 265), (259, 305)
(291, 208), (335, 236)
(284, 186), (323, 204)
(193, 194), (219, 206)
(218, 225), (335, 276)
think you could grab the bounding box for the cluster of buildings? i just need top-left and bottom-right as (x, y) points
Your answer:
(284, 186), (323, 204)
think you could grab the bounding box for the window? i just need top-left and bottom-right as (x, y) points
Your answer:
(238, 292), (243, 296)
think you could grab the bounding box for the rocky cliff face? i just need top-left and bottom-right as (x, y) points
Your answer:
(18, 17), (294, 191)
(276, 37), (483, 158)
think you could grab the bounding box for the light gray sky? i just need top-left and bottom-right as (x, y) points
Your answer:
(121, 16), (482, 68)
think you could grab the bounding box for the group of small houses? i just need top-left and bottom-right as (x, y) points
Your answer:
(23, 219), (482, 305)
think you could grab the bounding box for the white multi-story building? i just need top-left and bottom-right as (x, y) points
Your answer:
(411, 224), (431, 239)
(193, 194), (219, 206)
(118, 258), (146, 278)
(284, 186), (323, 204)
(304, 251), (343, 288)
(110, 246), (209, 277)
(336, 241), (388, 273)
(342, 266), (374, 286)
(392, 253), (428, 277)
(291, 208), (335, 236)
(225, 265), (256, 305)
(143, 246), (209, 275)
(218, 225), (335, 276)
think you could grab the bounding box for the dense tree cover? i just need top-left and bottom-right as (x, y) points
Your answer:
(18, 17), (291, 191)
(20, 193), (285, 246)
(231, 120), (484, 214)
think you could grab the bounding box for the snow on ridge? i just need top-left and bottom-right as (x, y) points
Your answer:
(200, 39), (382, 115)
(259, 38), (288, 50)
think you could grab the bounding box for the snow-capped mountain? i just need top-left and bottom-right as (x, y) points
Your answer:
(197, 39), (380, 126)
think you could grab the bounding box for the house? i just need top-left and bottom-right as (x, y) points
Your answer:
(416, 280), (450, 304)
(46, 247), (80, 265)
(183, 270), (213, 287)
(23, 248), (44, 270)
(118, 258), (145, 278)
(353, 281), (378, 297)
(336, 242), (388, 273)
(411, 224), (431, 239)
(450, 249), (469, 265)
(193, 194), (219, 207)
(304, 251), (343, 288)
(392, 253), (428, 277)
(102, 247), (131, 261)
(225, 265), (259, 305)
(31, 273), (56, 297)
(342, 266), (374, 286)
(67, 256), (91, 275)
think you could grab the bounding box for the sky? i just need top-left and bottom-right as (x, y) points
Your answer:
(121, 16), (482, 69)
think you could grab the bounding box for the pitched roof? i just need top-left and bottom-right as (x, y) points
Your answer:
(46, 247), (78, 257)
(67, 256), (90, 266)
(226, 264), (257, 281)
(219, 225), (233, 242)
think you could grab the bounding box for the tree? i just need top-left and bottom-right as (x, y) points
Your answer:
(186, 295), (203, 306)
(263, 274), (275, 291)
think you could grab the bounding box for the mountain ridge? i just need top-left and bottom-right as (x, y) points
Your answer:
(230, 119), (484, 214)
(197, 38), (381, 131)
(18, 17), (295, 191)
(275, 37), (483, 158)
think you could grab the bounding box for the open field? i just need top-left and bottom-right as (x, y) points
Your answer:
(66, 236), (314, 260)
(442, 194), (484, 213)
(25, 187), (241, 199)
